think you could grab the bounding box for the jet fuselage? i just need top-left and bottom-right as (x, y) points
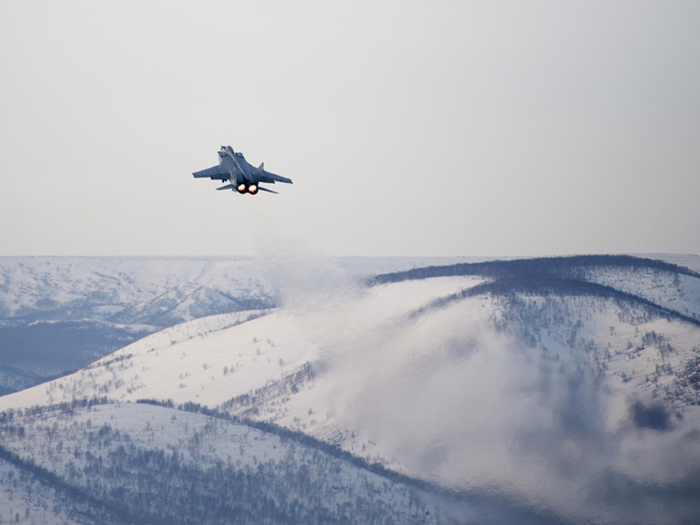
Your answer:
(192, 146), (292, 195)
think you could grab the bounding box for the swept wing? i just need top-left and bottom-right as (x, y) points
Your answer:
(259, 170), (292, 185)
(193, 164), (229, 180)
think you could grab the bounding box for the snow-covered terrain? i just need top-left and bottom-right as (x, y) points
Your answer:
(0, 257), (274, 393)
(0, 402), (460, 525)
(0, 255), (479, 323)
(0, 276), (485, 410)
(0, 254), (699, 524)
(0, 257), (272, 323)
(0, 255), (477, 394)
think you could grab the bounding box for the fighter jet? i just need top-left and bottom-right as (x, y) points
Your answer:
(193, 146), (292, 195)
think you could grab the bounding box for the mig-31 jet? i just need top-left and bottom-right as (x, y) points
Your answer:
(193, 146), (292, 195)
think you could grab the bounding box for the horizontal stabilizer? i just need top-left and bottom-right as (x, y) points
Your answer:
(216, 184), (234, 191)
(258, 186), (278, 194)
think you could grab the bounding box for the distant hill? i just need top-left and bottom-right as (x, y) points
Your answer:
(0, 257), (274, 393)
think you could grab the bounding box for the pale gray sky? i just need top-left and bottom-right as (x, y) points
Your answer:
(1, 1), (699, 257)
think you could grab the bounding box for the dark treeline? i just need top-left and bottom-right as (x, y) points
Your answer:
(2, 395), (413, 491)
(0, 396), (111, 424)
(0, 399), (576, 525)
(407, 274), (700, 328)
(0, 400), (445, 525)
(0, 442), (132, 524)
(220, 362), (315, 418)
(77, 441), (418, 525)
(369, 255), (700, 285)
(136, 398), (430, 492)
(369, 255), (700, 329)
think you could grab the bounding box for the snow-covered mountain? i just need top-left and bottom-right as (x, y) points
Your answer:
(0, 257), (274, 393)
(1, 254), (699, 524)
(0, 255), (476, 394)
(0, 257), (274, 322)
(0, 255), (478, 324)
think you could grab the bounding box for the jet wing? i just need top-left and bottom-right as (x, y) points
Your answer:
(259, 170), (293, 185)
(193, 164), (229, 180)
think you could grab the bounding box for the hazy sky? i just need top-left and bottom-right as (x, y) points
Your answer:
(1, 1), (699, 258)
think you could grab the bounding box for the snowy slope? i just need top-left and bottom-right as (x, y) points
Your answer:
(0, 276), (485, 410)
(1, 254), (700, 524)
(565, 263), (700, 322)
(0, 458), (89, 525)
(0, 402), (460, 525)
(641, 253), (700, 274)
